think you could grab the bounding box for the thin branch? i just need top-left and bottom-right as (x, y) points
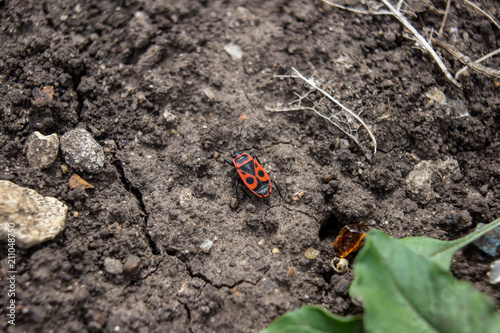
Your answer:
(455, 47), (500, 79)
(438, 0), (452, 36)
(268, 68), (377, 160)
(290, 68), (377, 155)
(320, 0), (391, 15)
(396, 0), (405, 12)
(322, 0), (461, 87)
(463, 0), (500, 31)
(378, 0), (461, 87)
(433, 38), (500, 80)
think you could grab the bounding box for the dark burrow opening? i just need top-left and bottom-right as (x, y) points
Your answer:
(319, 213), (343, 241)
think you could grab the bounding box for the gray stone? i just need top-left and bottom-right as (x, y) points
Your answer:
(0, 180), (67, 248)
(224, 44), (243, 61)
(104, 257), (123, 275)
(26, 131), (59, 169)
(405, 161), (436, 204)
(200, 240), (214, 253)
(406, 158), (461, 205)
(60, 128), (105, 173)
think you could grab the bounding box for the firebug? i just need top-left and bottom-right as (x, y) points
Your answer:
(208, 121), (284, 206)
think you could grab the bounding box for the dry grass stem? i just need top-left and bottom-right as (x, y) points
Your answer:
(455, 48), (500, 79)
(438, 0), (452, 36)
(266, 68), (377, 160)
(433, 38), (500, 80)
(322, 0), (461, 87)
(321, 0), (391, 15)
(463, 0), (500, 31)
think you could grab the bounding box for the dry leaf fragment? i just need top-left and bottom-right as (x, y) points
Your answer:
(69, 173), (94, 189)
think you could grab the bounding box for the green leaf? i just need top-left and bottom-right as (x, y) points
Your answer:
(401, 217), (500, 270)
(350, 230), (500, 333)
(260, 305), (364, 333)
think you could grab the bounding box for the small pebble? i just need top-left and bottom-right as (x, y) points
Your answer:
(60, 128), (105, 173)
(272, 248), (280, 254)
(200, 240), (214, 253)
(425, 87), (447, 105)
(393, 210), (404, 219)
(26, 131), (59, 169)
(104, 257), (123, 275)
(405, 161), (435, 204)
(123, 255), (141, 275)
(487, 259), (500, 284)
(203, 88), (215, 100)
(179, 188), (192, 207)
(163, 109), (177, 123)
(224, 44), (243, 61)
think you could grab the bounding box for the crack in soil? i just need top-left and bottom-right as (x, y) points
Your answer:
(264, 203), (319, 224)
(179, 254), (270, 289)
(112, 158), (160, 255)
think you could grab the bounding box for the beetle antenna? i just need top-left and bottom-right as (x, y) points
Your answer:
(206, 140), (233, 156)
(235, 119), (246, 151)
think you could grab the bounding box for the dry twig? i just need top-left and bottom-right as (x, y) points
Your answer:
(455, 47), (500, 79)
(438, 0), (452, 36)
(321, 0), (461, 87)
(266, 68), (377, 160)
(463, 0), (500, 31)
(433, 38), (500, 80)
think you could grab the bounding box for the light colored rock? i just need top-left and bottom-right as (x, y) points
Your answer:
(60, 128), (105, 173)
(425, 87), (446, 105)
(0, 180), (67, 248)
(200, 240), (214, 253)
(405, 160), (435, 204)
(488, 260), (500, 284)
(406, 157), (461, 204)
(179, 188), (192, 207)
(104, 257), (123, 275)
(163, 109), (177, 123)
(224, 44), (243, 61)
(203, 87), (215, 100)
(26, 131), (59, 169)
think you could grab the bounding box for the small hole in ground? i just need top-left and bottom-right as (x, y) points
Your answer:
(319, 214), (343, 241)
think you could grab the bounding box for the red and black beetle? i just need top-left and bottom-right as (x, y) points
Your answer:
(232, 150), (272, 198)
(208, 121), (283, 205)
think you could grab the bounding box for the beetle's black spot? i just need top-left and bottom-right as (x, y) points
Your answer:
(258, 170), (265, 177)
(246, 177), (254, 185)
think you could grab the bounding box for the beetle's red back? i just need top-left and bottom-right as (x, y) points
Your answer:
(233, 153), (272, 198)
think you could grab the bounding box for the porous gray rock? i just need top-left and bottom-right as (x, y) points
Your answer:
(60, 128), (105, 173)
(405, 161), (435, 204)
(0, 180), (67, 248)
(25, 131), (59, 169)
(104, 257), (123, 275)
(405, 157), (461, 205)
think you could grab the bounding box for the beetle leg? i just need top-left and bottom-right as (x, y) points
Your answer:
(230, 179), (241, 209)
(271, 179), (289, 203)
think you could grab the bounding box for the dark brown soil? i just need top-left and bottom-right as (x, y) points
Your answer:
(1, 0), (499, 332)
